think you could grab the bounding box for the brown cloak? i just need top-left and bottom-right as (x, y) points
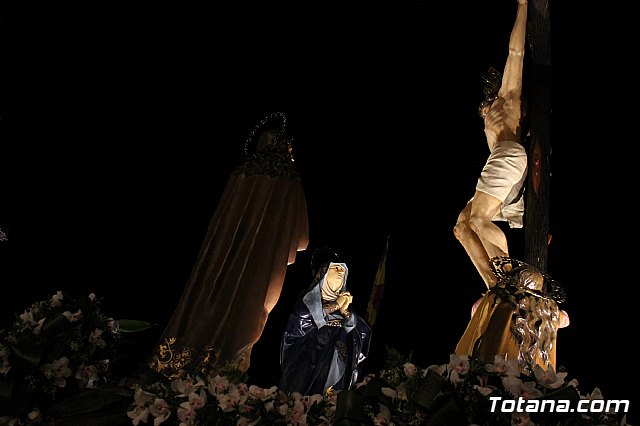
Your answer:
(150, 133), (309, 378)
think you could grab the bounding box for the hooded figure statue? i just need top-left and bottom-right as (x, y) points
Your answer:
(278, 252), (372, 396)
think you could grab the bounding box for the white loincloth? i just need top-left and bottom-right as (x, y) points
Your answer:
(476, 140), (527, 229)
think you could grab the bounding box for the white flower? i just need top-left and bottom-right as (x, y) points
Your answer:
(216, 392), (240, 412)
(207, 374), (229, 395)
(380, 387), (397, 399)
(533, 364), (566, 389)
(511, 411), (535, 426)
(373, 403), (392, 425)
(50, 291), (64, 307)
(62, 309), (82, 322)
(519, 381), (543, 400)
(27, 407), (42, 421)
(149, 398), (172, 425)
(485, 355), (520, 377)
(19, 309), (36, 325)
(39, 357), (72, 387)
(277, 402), (288, 416)
(287, 399), (307, 425)
(127, 405), (150, 426)
(0, 416), (20, 426)
(132, 387), (155, 407)
(171, 376), (204, 396)
(403, 362), (417, 377)
(501, 375), (524, 397)
(447, 354), (470, 376)
(248, 384), (277, 401)
(176, 400), (196, 425)
(187, 389), (207, 410)
(584, 387), (603, 400)
(355, 373), (375, 388)
(426, 363), (447, 376)
(395, 383), (408, 401)
(473, 384), (494, 396)
(75, 363), (100, 389)
(0, 359), (11, 376)
(32, 318), (46, 335)
(302, 394), (324, 408)
(89, 328), (108, 349)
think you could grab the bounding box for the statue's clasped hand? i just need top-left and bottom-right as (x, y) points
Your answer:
(336, 292), (353, 317)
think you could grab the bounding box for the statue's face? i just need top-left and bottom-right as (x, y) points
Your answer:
(325, 263), (345, 292)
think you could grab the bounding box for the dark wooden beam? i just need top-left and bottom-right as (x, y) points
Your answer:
(524, 0), (552, 272)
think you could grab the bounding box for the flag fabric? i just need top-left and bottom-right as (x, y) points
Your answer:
(366, 235), (389, 326)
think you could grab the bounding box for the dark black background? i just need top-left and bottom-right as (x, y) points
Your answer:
(1, 0), (638, 422)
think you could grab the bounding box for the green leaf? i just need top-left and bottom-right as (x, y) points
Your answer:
(39, 312), (72, 337)
(9, 338), (44, 368)
(115, 319), (155, 333)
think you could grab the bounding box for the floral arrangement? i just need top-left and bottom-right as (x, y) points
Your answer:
(125, 346), (632, 426)
(0, 290), (150, 425)
(127, 364), (338, 426)
(0, 289), (632, 426)
(352, 347), (631, 426)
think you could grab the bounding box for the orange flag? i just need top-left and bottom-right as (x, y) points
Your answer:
(366, 235), (389, 326)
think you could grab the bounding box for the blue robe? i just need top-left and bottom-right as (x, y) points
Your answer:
(278, 263), (372, 395)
